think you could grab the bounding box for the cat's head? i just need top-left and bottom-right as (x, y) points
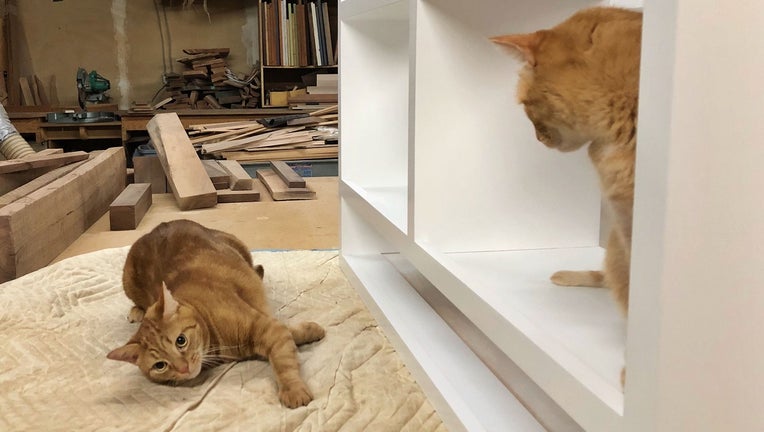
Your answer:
(107, 283), (208, 385)
(491, 8), (640, 152)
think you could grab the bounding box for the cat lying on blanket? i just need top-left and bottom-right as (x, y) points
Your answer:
(107, 219), (325, 408)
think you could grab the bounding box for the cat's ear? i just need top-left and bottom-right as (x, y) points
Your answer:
(107, 343), (141, 364)
(490, 32), (543, 66)
(157, 281), (180, 320)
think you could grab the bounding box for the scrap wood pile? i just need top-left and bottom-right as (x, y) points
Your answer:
(145, 112), (318, 210)
(188, 104), (338, 162)
(132, 48), (261, 112)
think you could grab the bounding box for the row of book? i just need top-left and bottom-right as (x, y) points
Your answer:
(262, 0), (337, 67)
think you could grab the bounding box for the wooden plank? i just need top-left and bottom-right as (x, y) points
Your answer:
(32, 148), (64, 157)
(217, 159), (253, 190)
(0, 147), (126, 282)
(132, 155), (168, 193)
(18, 76), (35, 105)
(109, 183), (152, 230)
(0, 159), (87, 208)
(216, 188), (260, 203)
(146, 113), (217, 210)
(33, 75), (49, 105)
(0, 151), (89, 174)
(256, 168), (315, 201)
(201, 159), (230, 190)
(221, 145), (337, 162)
(49, 75), (60, 106)
(271, 160), (306, 188)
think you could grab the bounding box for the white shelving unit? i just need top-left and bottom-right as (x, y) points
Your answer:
(340, 0), (764, 430)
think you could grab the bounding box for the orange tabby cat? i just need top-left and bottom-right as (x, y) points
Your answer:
(107, 219), (325, 408)
(491, 7), (642, 315)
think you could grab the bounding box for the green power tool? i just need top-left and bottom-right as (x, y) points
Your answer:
(76, 68), (111, 108)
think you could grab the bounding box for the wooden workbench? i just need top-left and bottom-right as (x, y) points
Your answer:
(8, 108), (299, 150)
(119, 108), (295, 142)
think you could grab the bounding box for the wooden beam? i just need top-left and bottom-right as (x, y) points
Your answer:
(0, 147), (126, 282)
(146, 112), (217, 210)
(217, 159), (253, 190)
(270, 160), (306, 188)
(256, 168), (315, 201)
(109, 183), (152, 230)
(0, 159), (87, 208)
(0, 151), (89, 174)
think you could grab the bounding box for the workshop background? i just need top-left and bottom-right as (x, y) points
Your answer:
(3, 0), (258, 109)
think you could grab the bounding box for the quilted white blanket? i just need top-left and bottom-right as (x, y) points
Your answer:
(0, 248), (445, 432)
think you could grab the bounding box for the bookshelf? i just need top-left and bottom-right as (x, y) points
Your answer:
(340, 0), (764, 431)
(258, 0), (338, 107)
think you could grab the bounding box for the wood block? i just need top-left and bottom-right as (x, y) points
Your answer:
(133, 155), (168, 193)
(217, 188), (260, 203)
(270, 160), (306, 188)
(0, 151), (89, 174)
(109, 183), (152, 231)
(256, 168), (315, 201)
(217, 160), (253, 190)
(0, 147), (126, 282)
(201, 160), (230, 190)
(146, 113), (217, 210)
(0, 160), (87, 208)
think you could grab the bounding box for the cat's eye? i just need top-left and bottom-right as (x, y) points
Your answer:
(176, 334), (188, 349)
(153, 361), (168, 372)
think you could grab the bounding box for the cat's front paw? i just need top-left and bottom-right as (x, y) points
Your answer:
(279, 382), (313, 408)
(550, 270), (605, 288)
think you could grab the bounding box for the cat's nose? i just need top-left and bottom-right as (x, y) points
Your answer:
(177, 362), (189, 374)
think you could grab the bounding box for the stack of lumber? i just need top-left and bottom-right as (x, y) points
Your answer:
(257, 160), (315, 201)
(18, 74), (59, 107)
(292, 73), (337, 109)
(189, 104), (338, 162)
(0, 147), (126, 282)
(155, 48), (261, 110)
(207, 159), (262, 203)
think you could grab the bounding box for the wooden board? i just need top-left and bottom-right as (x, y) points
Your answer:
(0, 149), (66, 194)
(18, 76), (35, 105)
(33, 75), (49, 105)
(201, 160), (230, 190)
(217, 188), (261, 203)
(270, 160), (306, 188)
(0, 160), (87, 208)
(110, 183), (152, 231)
(217, 159), (253, 190)
(0, 147), (126, 282)
(133, 155), (168, 193)
(0, 151), (89, 174)
(146, 113), (217, 211)
(256, 168), (316, 201)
